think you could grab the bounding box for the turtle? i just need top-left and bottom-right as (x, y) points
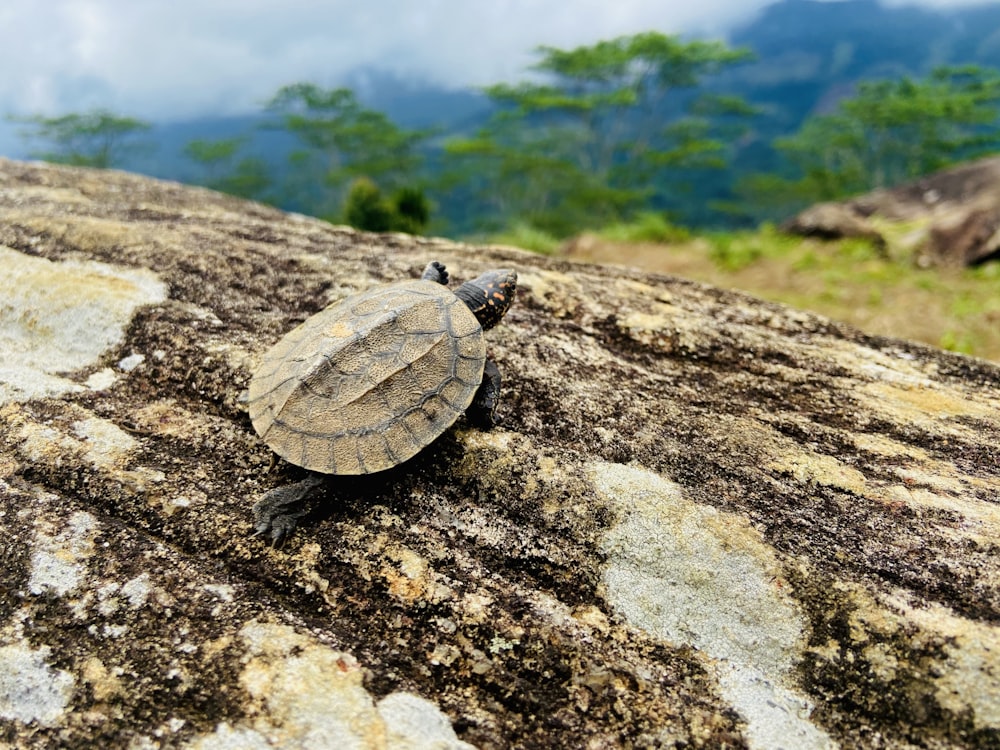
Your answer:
(247, 260), (517, 543)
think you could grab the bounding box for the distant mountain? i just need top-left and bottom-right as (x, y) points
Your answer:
(124, 116), (289, 184)
(690, 0), (1000, 226)
(729, 0), (1000, 128)
(344, 70), (492, 130)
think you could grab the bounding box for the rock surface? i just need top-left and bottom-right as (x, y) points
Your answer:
(782, 156), (1000, 267)
(1, 157), (999, 749)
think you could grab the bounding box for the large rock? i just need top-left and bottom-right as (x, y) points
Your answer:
(1, 158), (999, 749)
(779, 201), (887, 252)
(782, 156), (1000, 267)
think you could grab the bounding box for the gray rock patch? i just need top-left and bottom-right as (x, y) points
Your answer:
(594, 461), (836, 750)
(0, 644), (74, 726)
(0, 245), (166, 404)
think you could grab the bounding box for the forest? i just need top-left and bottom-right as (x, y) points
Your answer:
(13, 48), (1000, 240)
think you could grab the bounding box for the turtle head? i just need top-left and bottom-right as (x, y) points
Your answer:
(455, 269), (517, 331)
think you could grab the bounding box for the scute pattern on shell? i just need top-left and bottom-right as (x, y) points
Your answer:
(248, 279), (486, 474)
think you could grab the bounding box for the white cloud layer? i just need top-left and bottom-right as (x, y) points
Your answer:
(0, 0), (994, 121)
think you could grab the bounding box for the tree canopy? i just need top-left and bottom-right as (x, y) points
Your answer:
(10, 110), (152, 168)
(442, 32), (754, 234)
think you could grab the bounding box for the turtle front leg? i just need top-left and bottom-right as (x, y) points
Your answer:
(467, 358), (502, 428)
(421, 261), (449, 286)
(252, 474), (325, 546)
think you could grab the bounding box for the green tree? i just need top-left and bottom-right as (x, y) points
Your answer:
(9, 109), (152, 168)
(744, 65), (1000, 217)
(342, 178), (430, 235)
(266, 84), (430, 220)
(183, 137), (271, 200)
(442, 32), (753, 235)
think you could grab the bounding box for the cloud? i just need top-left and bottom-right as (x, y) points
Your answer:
(0, 0), (771, 120)
(0, 0), (994, 121)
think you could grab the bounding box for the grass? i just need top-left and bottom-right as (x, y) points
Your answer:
(488, 222), (561, 255)
(488, 212), (690, 256)
(560, 221), (1000, 363)
(596, 212), (691, 244)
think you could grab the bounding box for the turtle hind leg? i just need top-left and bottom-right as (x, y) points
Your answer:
(421, 261), (449, 286)
(467, 359), (502, 429)
(252, 474), (325, 547)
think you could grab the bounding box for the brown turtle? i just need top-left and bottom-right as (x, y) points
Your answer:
(247, 260), (517, 543)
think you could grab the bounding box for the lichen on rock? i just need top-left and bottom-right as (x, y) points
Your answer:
(594, 461), (834, 750)
(0, 244), (167, 403)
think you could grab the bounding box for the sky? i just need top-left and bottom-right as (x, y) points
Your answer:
(0, 0), (994, 124)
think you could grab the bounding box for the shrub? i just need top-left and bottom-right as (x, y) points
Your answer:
(342, 179), (432, 235)
(391, 187), (430, 234)
(343, 178), (394, 232)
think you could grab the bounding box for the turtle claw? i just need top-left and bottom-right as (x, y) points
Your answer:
(251, 475), (324, 546)
(421, 261), (449, 286)
(253, 515), (298, 549)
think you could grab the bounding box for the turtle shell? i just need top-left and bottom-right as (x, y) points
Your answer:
(248, 279), (486, 474)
